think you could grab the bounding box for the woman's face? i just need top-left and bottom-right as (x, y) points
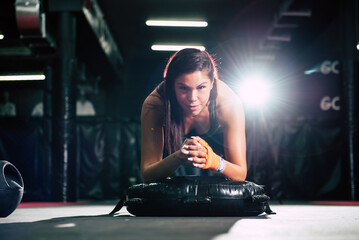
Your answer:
(174, 70), (213, 117)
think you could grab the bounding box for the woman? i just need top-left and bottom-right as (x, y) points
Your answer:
(141, 48), (246, 183)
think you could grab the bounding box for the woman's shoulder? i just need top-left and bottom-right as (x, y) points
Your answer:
(143, 81), (165, 107)
(216, 79), (241, 106)
(141, 84), (165, 122)
(144, 89), (163, 106)
(216, 80), (244, 124)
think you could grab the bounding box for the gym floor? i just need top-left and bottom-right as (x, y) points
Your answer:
(1, 201), (359, 240)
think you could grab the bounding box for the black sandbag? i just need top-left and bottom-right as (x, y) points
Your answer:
(111, 176), (274, 216)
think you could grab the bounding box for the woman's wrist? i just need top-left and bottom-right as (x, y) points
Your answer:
(174, 149), (187, 166)
(214, 157), (226, 173)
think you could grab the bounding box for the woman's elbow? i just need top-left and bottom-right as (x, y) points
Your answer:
(140, 166), (159, 183)
(140, 168), (151, 183)
(239, 168), (247, 182)
(228, 166), (247, 182)
(237, 174), (247, 182)
(229, 173), (246, 182)
(141, 174), (152, 184)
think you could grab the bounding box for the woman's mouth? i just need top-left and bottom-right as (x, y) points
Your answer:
(188, 105), (199, 111)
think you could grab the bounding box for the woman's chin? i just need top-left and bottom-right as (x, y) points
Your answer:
(189, 110), (201, 117)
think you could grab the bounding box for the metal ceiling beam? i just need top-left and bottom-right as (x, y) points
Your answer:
(259, 0), (311, 55)
(273, 23), (298, 28)
(47, 0), (123, 77)
(82, 0), (124, 71)
(267, 34), (291, 42)
(280, 10), (312, 17)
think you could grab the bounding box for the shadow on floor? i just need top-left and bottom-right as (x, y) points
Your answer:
(0, 213), (271, 240)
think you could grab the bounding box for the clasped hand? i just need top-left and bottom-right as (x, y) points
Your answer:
(179, 136), (207, 168)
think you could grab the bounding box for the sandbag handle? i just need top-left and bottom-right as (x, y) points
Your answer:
(265, 201), (276, 214)
(252, 194), (276, 215)
(252, 194), (270, 203)
(0, 160), (24, 190)
(109, 198), (124, 215)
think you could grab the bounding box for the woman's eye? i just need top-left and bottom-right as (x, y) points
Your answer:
(198, 86), (206, 90)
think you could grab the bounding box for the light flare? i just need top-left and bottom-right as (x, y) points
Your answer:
(238, 75), (272, 108)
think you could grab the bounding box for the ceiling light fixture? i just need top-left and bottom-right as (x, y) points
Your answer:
(146, 20), (208, 27)
(267, 34), (291, 42)
(151, 45), (205, 51)
(0, 74), (46, 81)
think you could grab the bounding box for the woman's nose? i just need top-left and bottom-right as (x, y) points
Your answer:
(188, 91), (197, 101)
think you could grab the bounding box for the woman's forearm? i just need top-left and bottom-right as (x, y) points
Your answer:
(141, 151), (182, 183)
(220, 159), (247, 182)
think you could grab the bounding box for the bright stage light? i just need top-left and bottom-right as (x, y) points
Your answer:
(238, 76), (271, 108)
(146, 20), (208, 27)
(0, 74), (46, 81)
(0, 34), (4, 40)
(151, 45), (205, 51)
